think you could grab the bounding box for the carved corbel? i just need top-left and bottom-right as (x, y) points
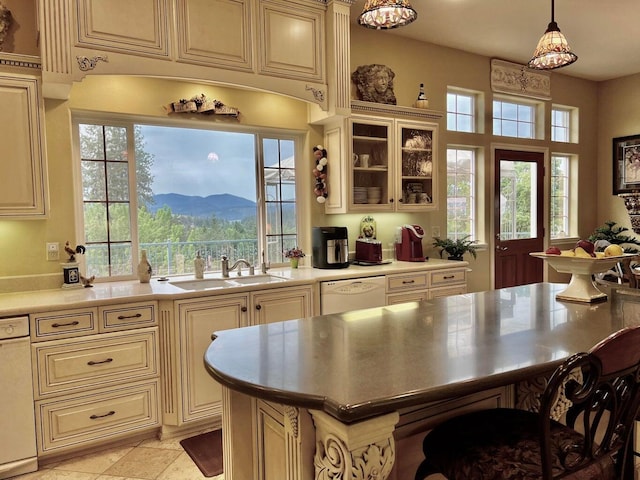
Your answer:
(311, 410), (398, 480)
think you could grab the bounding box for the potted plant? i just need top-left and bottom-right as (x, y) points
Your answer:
(284, 247), (305, 269)
(432, 235), (478, 261)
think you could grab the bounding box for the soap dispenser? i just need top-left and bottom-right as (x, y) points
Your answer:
(194, 251), (205, 279)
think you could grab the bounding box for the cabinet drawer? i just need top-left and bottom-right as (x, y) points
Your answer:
(386, 272), (428, 292)
(386, 291), (429, 305)
(99, 302), (157, 332)
(429, 269), (466, 287)
(429, 284), (467, 299)
(31, 307), (98, 341)
(35, 379), (160, 455)
(33, 328), (159, 398)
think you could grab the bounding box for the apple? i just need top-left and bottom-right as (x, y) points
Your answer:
(604, 244), (624, 257)
(545, 246), (561, 255)
(575, 239), (596, 257)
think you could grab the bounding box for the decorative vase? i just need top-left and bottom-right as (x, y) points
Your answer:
(138, 249), (152, 283)
(290, 258), (299, 269)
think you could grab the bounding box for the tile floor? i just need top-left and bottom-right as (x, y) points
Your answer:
(10, 432), (223, 480)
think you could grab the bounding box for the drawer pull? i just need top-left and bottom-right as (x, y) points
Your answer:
(443, 275), (455, 279)
(117, 313), (143, 320)
(90, 410), (116, 420)
(51, 320), (80, 328)
(87, 358), (114, 366)
(402, 280), (416, 284)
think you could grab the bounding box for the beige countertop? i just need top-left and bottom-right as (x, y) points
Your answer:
(0, 259), (467, 316)
(204, 283), (640, 423)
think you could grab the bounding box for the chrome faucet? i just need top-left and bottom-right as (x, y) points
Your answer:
(221, 255), (254, 277)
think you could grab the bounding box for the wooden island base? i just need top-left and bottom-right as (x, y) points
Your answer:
(206, 284), (640, 480)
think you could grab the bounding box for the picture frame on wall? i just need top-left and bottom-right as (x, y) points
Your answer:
(613, 134), (640, 194)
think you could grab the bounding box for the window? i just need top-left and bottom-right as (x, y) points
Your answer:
(447, 91), (475, 133)
(446, 147), (476, 239)
(493, 99), (536, 139)
(551, 105), (578, 143)
(76, 119), (300, 280)
(550, 154), (570, 238)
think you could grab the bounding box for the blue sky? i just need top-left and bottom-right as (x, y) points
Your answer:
(139, 125), (258, 200)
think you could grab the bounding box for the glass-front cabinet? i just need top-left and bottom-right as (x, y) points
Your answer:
(348, 115), (438, 212)
(396, 120), (437, 212)
(350, 116), (394, 211)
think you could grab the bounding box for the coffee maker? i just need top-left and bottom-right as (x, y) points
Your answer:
(395, 225), (426, 262)
(312, 226), (350, 269)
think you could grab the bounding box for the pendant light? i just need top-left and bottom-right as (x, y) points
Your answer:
(528, 0), (577, 70)
(358, 0), (417, 30)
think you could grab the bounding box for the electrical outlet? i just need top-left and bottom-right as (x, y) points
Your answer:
(431, 226), (441, 238)
(46, 242), (59, 261)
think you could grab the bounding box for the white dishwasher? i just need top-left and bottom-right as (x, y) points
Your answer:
(320, 276), (386, 315)
(0, 316), (37, 479)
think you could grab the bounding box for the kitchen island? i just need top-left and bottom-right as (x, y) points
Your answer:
(204, 282), (640, 480)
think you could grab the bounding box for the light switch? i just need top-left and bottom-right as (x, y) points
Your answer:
(46, 242), (59, 261)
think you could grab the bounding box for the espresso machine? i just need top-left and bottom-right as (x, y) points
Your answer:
(312, 226), (350, 269)
(395, 224), (426, 262)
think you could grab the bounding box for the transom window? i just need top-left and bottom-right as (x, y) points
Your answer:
(76, 119), (300, 280)
(551, 108), (570, 142)
(446, 147), (477, 239)
(493, 99), (536, 139)
(447, 91), (476, 133)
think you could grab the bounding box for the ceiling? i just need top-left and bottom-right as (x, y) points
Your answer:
(350, 0), (640, 82)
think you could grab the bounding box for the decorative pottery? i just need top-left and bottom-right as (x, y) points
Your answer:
(530, 252), (637, 303)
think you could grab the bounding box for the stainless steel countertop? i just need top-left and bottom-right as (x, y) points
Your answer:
(204, 283), (640, 423)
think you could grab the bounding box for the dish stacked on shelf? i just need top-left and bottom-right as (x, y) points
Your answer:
(367, 187), (382, 204)
(354, 187), (368, 204)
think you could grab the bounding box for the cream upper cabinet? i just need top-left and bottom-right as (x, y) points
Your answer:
(41, 0), (327, 105)
(346, 114), (438, 213)
(0, 74), (49, 218)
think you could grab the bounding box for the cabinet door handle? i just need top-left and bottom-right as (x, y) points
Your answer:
(443, 275), (455, 279)
(117, 313), (142, 320)
(90, 411), (116, 420)
(87, 358), (113, 366)
(402, 279), (415, 284)
(255, 304), (262, 310)
(241, 306), (247, 312)
(51, 320), (80, 328)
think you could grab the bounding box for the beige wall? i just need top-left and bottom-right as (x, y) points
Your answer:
(597, 73), (640, 228)
(0, 23), (628, 293)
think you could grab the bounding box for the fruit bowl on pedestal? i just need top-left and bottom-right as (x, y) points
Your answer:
(530, 252), (638, 303)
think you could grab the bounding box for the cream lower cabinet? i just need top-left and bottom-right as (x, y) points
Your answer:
(385, 268), (467, 304)
(161, 284), (314, 431)
(30, 302), (160, 457)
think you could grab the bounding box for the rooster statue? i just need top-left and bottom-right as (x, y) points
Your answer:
(64, 241), (86, 262)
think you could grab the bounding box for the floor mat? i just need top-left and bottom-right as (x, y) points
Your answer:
(180, 429), (224, 477)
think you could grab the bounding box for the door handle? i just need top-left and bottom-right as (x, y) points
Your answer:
(496, 245), (508, 251)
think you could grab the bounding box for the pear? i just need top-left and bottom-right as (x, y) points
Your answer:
(574, 247), (593, 258)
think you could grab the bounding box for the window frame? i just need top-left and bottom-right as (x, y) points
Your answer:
(72, 113), (303, 281)
(446, 146), (478, 241)
(492, 96), (544, 140)
(447, 88), (481, 133)
(549, 153), (578, 240)
(551, 104), (579, 144)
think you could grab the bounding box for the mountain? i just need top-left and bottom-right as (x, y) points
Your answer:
(150, 193), (257, 221)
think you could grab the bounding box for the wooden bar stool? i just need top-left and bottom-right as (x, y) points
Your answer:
(415, 326), (640, 480)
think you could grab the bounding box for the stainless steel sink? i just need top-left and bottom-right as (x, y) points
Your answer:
(169, 274), (285, 290)
(169, 278), (235, 290)
(227, 275), (286, 285)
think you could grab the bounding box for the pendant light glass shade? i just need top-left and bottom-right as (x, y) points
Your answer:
(528, 1), (577, 70)
(358, 0), (417, 30)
